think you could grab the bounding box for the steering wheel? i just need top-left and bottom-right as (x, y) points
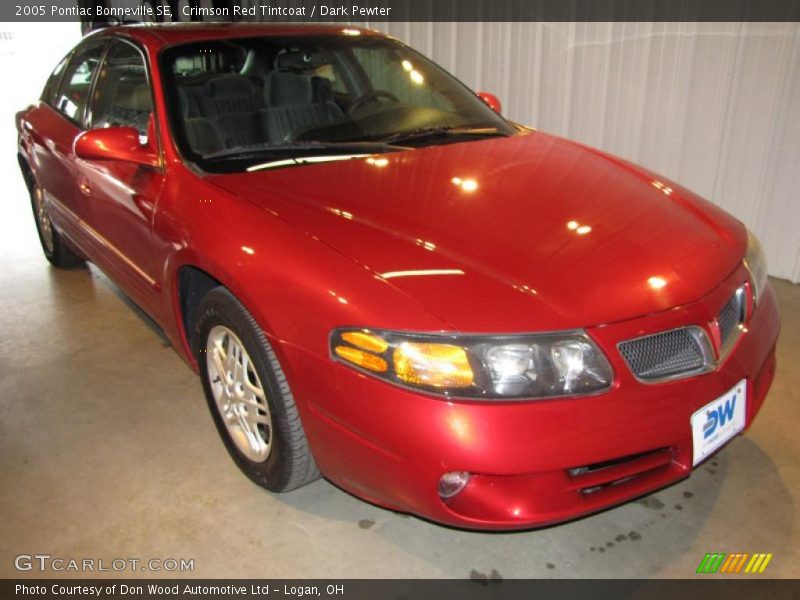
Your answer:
(348, 90), (399, 113)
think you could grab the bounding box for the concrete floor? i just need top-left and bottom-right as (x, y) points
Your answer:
(1, 173), (798, 580)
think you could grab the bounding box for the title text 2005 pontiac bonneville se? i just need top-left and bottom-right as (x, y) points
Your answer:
(16, 23), (779, 529)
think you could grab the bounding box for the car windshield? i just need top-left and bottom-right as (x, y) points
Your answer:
(160, 33), (516, 173)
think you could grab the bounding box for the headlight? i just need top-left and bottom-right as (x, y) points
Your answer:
(330, 328), (613, 399)
(744, 230), (768, 305)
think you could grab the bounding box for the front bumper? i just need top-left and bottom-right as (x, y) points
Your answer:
(281, 266), (779, 530)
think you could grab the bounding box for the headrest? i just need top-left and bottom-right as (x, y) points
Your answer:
(178, 88), (190, 115)
(275, 50), (324, 71)
(204, 74), (256, 98)
(265, 71), (313, 106)
(116, 83), (152, 111)
(311, 76), (335, 103)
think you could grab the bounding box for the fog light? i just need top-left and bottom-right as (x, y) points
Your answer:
(438, 471), (471, 499)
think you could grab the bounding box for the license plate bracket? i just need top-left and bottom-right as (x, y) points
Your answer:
(691, 379), (747, 466)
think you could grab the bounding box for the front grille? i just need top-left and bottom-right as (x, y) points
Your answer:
(618, 326), (712, 381)
(566, 448), (674, 496)
(717, 287), (746, 350)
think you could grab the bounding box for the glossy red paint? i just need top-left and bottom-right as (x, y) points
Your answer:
(74, 125), (159, 167)
(476, 91), (502, 114)
(16, 24), (779, 530)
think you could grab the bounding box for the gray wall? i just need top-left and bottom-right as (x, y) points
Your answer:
(360, 22), (800, 283)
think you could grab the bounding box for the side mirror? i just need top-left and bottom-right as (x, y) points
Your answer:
(74, 126), (158, 168)
(476, 91), (502, 114)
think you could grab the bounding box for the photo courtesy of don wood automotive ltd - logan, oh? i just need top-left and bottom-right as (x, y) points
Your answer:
(1, 0), (799, 599)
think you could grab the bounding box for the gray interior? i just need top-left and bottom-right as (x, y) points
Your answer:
(178, 70), (345, 154)
(93, 67), (152, 135)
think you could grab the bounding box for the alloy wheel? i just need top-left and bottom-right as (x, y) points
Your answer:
(206, 325), (273, 462)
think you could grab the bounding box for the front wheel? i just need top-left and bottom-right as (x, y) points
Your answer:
(29, 182), (84, 269)
(194, 287), (320, 492)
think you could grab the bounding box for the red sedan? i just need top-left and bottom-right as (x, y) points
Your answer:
(16, 23), (779, 530)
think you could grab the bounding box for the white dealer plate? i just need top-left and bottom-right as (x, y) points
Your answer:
(691, 379), (747, 466)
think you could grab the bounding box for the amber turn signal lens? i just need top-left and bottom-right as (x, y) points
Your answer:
(393, 342), (474, 388)
(341, 330), (389, 354)
(334, 345), (388, 373)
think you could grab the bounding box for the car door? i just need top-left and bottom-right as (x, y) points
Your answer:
(24, 40), (108, 252)
(75, 38), (166, 315)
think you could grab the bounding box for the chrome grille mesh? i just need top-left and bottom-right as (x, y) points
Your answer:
(717, 288), (746, 349)
(618, 327), (710, 381)
(618, 285), (747, 382)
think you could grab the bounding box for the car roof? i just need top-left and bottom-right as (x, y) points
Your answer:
(90, 22), (385, 48)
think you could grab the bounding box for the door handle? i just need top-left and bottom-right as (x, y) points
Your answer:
(77, 174), (91, 196)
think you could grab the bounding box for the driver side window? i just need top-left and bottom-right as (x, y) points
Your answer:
(54, 43), (106, 124)
(90, 41), (153, 139)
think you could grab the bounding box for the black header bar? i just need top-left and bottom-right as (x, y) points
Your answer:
(4, 579), (800, 600)
(5, 0), (800, 23)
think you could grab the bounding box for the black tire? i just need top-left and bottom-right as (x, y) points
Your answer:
(28, 180), (84, 269)
(194, 287), (320, 492)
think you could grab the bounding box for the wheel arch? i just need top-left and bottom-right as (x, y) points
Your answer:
(176, 264), (222, 355)
(172, 261), (282, 368)
(17, 152), (34, 191)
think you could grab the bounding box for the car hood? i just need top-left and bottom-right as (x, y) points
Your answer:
(206, 131), (746, 332)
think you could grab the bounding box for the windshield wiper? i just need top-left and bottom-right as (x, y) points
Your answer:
(202, 140), (402, 161)
(377, 125), (509, 146)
